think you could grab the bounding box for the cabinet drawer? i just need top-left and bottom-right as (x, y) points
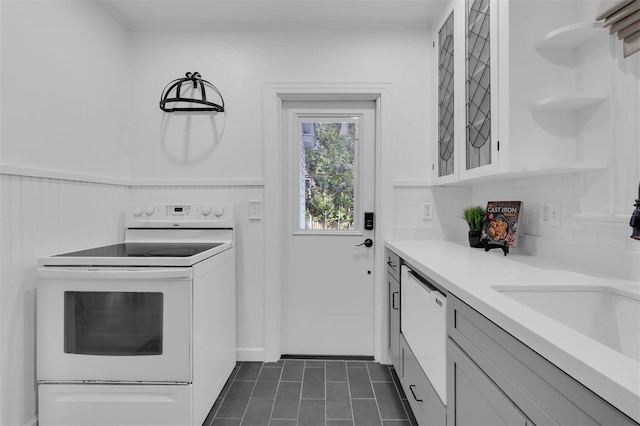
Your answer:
(448, 295), (637, 426)
(385, 248), (400, 282)
(400, 334), (446, 426)
(447, 338), (532, 426)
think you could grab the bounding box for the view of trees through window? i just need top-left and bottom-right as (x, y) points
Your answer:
(302, 121), (356, 230)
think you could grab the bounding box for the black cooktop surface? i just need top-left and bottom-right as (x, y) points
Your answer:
(54, 243), (223, 258)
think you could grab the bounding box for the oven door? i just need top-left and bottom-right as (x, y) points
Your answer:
(37, 267), (192, 383)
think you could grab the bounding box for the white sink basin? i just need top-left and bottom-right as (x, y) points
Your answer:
(493, 285), (640, 362)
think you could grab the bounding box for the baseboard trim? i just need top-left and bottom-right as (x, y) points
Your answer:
(23, 415), (38, 426)
(235, 348), (376, 362)
(236, 347), (265, 362)
(281, 354), (375, 361)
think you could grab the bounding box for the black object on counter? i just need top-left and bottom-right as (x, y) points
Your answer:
(631, 181), (640, 240)
(482, 239), (509, 256)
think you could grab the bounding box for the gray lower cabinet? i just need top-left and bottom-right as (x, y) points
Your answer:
(387, 248), (446, 425)
(400, 334), (447, 426)
(448, 338), (533, 426)
(388, 273), (400, 369)
(447, 294), (638, 426)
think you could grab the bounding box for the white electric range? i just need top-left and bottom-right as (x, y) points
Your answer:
(36, 203), (236, 426)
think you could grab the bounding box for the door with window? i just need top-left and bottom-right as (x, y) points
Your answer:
(281, 100), (376, 356)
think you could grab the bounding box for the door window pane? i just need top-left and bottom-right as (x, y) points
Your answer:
(64, 291), (163, 356)
(299, 121), (356, 231)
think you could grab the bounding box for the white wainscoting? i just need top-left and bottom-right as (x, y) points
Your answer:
(128, 185), (266, 361)
(1, 175), (268, 425)
(0, 174), (129, 426)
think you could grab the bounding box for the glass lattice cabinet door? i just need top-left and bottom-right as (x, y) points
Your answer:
(465, 0), (498, 175)
(438, 12), (455, 178)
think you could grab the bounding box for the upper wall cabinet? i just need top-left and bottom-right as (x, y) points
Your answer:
(432, 0), (612, 185)
(434, 0), (500, 183)
(437, 11), (456, 183)
(462, 0), (500, 180)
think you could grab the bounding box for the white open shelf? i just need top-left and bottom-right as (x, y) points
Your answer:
(530, 93), (608, 111)
(435, 163), (607, 186)
(520, 162), (607, 175)
(535, 22), (604, 50)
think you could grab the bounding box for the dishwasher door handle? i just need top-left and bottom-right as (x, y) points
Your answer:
(409, 385), (423, 402)
(408, 270), (446, 298)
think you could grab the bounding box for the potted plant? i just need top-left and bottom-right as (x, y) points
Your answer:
(462, 206), (486, 248)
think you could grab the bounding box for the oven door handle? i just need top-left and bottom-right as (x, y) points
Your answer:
(36, 267), (193, 280)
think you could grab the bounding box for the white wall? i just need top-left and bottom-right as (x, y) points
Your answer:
(393, 184), (471, 241)
(2, 1), (637, 424)
(1, 6), (436, 422)
(470, 172), (640, 281)
(128, 185), (266, 360)
(403, 0), (640, 281)
(0, 2), (131, 425)
(129, 28), (432, 182)
(128, 27), (434, 360)
(468, 34), (640, 281)
(0, 0), (131, 179)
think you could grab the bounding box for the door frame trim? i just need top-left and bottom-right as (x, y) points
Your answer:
(263, 82), (394, 362)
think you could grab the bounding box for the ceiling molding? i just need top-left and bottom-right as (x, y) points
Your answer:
(97, 0), (447, 31)
(95, 0), (134, 29)
(126, 20), (431, 32)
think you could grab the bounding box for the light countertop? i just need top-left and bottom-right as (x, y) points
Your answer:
(386, 240), (640, 423)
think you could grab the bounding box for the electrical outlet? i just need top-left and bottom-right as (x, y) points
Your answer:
(541, 202), (560, 226)
(422, 203), (433, 220)
(541, 204), (550, 224)
(550, 203), (560, 225)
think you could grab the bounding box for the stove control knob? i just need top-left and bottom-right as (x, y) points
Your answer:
(201, 206), (212, 217)
(144, 206), (155, 216)
(133, 207), (142, 217)
(213, 207), (225, 218)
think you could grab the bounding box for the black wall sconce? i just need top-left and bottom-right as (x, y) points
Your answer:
(159, 71), (224, 112)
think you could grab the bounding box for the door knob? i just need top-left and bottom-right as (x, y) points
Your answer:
(356, 238), (373, 248)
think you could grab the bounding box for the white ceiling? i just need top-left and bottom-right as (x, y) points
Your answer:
(98, 0), (450, 30)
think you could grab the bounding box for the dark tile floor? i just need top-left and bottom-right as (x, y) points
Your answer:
(203, 359), (418, 426)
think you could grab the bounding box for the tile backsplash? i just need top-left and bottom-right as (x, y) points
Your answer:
(473, 173), (639, 281)
(393, 173), (640, 281)
(392, 184), (470, 242)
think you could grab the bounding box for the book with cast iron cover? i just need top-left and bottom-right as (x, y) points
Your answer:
(481, 201), (523, 247)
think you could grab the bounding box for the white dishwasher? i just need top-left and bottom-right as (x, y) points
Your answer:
(401, 265), (447, 405)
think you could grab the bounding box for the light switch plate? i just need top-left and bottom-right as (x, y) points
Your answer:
(249, 201), (263, 221)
